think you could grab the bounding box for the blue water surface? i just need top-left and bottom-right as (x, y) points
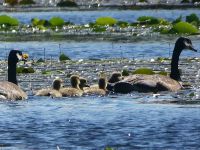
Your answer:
(0, 94), (200, 150)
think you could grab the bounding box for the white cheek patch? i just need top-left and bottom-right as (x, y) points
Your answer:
(16, 53), (22, 60)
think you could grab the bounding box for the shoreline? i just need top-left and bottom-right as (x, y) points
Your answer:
(0, 4), (200, 12)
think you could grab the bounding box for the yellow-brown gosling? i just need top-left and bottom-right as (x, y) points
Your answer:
(35, 78), (62, 98)
(84, 77), (108, 96)
(60, 75), (83, 97)
(0, 50), (28, 100)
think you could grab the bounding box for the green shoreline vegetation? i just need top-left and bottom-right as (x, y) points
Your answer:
(0, 13), (199, 39)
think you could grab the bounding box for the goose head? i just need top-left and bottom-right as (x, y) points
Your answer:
(8, 50), (28, 64)
(175, 37), (197, 53)
(108, 72), (123, 83)
(52, 78), (63, 90)
(99, 77), (107, 90)
(70, 75), (80, 89)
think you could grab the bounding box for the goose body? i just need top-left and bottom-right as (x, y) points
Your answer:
(0, 81), (27, 100)
(0, 50), (28, 100)
(60, 75), (83, 97)
(114, 74), (181, 93)
(112, 37), (197, 93)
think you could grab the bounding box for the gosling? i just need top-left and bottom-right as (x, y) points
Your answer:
(60, 75), (83, 97)
(84, 77), (108, 96)
(35, 78), (62, 98)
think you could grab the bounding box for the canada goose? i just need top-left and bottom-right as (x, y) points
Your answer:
(112, 37), (197, 93)
(60, 75), (83, 97)
(35, 78), (62, 98)
(0, 50), (28, 100)
(84, 77), (108, 96)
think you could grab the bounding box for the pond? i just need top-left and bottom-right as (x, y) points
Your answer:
(0, 9), (200, 150)
(0, 37), (200, 60)
(1, 9), (200, 24)
(0, 93), (200, 149)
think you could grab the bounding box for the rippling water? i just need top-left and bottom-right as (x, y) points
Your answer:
(0, 93), (200, 149)
(0, 9), (200, 150)
(0, 38), (200, 60)
(1, 9), (200, 24)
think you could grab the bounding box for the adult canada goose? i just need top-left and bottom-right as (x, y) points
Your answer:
(60, 75), (83, 97)
(112, 37), (197, 93)
(35, 78), (62, 98)
(84, 77), (108, 96)
(0, 50), (28, 100)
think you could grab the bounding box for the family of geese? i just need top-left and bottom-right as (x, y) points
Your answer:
(0, 37), (198, 100)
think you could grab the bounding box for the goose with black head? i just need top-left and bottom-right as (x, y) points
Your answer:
(0, 50), (28, 100)
(112, 37), (197, 93)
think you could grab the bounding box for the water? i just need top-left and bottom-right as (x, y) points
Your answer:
(0, 94), (200, 149)
(0, 38), (200, 60)
(0, 9), (200, 150)
(1, 9), (200, 24)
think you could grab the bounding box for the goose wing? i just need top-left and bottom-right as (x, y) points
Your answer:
(0, 81), (27, 100)
(115, 74), (181, 93)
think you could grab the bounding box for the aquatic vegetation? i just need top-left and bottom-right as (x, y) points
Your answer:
(171, 22), (199, 34)
(157, 71), (168, 76)
(116, 21), (129, 28)
(156, 57), (170, 62)
(57, 0), (77, 7)
(42, 70), (52, 75)
(137, 16), (160, 25)
(122, 69), (130, 76)
(17, 67), (35, 74)
(5, 0), (18, 6)
(132, 68), (155, 75)
(96, 17), (117, 26)
(37, 58), (45, 63)
(0, 15), (19, 26)
(172, 15), (182, 24)
(59, 53), (71, 61)
(186, 13), (199, 26)
(92, 26), (106, 32)
(49, 17), (65, 27)
(19, 0), (35, 5)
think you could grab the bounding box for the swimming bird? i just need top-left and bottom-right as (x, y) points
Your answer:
(35, 78), (62, 98)
(112, 37), (197, 93)
(0, 50), (28, 100)
(60, 75), (83, 97)
(84, 77), (108, 96)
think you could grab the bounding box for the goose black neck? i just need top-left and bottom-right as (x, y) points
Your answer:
(8, 60), (17, 85)
(170, 46), (182, 81)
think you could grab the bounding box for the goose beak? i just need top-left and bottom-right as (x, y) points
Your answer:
(188, 45), (197, 52)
